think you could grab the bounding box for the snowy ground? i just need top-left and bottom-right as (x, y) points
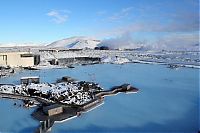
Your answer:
(0, 47), (199, 68)
(0, 66), (15, 78)
(37, 49), (200, 68)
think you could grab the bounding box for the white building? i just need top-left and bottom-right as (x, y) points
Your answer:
(0, 52), (38, 67)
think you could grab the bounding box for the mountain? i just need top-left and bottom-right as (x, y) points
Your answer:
(47, 36), (101, 49)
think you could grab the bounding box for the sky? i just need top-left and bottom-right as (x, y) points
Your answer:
(0, 0), (199, 48)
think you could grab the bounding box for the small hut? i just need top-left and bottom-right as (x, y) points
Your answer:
(20, 76), (40, 85)
(43, 104), (63, 116)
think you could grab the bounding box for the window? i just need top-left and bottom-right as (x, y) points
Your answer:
(20, 54), (33, 58)
(0, 55), (7, 61)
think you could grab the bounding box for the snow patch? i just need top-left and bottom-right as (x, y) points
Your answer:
(101, 56), (130, 64)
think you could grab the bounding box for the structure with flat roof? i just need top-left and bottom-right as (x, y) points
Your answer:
(43, 104), (63, 116)
(0, 52), (40, 67)
(20, 76), (40, 85)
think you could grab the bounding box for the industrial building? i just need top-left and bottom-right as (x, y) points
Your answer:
(0, 52), (40, 67)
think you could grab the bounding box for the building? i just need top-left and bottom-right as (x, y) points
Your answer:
(0, 52), (40, 67)
(20, 76), (40, 85)
(43, 104), (63, 116)
(39, 49), (59, 53)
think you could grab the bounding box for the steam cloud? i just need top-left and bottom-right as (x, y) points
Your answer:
(99, 32), (199, 51)
(99, 33), (146, 50)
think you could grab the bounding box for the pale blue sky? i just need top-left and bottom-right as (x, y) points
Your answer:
(0, 0), (199, 44)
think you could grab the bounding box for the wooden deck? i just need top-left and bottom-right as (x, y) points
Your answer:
(95, 84), (139, 97)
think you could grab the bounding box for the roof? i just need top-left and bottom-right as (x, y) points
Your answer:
(0, 52), (31, 55)
(20, 76), (39, 80)
(43, 104), (62, 111)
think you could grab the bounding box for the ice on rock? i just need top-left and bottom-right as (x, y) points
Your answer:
(0, 81), (97, 105)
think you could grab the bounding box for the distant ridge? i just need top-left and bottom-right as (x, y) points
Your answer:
(0, 42), (47, 47)
(47, 36), (101, 49)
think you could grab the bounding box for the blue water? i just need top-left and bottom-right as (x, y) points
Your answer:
(0, 63), (199, 133)
(0, 99), (38, 133)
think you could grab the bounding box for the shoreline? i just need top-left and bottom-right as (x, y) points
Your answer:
(55, 101), (104, 124)
(0, 61), (199, 80)
(29, 62), (200, 72)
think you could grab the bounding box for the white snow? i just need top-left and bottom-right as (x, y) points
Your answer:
(101, 56), (130, 64)
(47, 36), (101, 49)
(0, 82), (96, 105)
(36, 49), (200, 68)
(0, 85), (14, 94)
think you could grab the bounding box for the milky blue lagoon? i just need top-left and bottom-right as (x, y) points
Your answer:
(0, 63), (199, 133)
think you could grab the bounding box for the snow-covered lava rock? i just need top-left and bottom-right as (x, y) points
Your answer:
(0, 81), (103, 105)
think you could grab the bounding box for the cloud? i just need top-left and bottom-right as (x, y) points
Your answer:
(95, 23), (141, 37)
(124, 11), (198, 33)
(96, 9), (199, 38)
(97, 10), (107, 16)
(165, 12), (199, 32)
(47, 10), (70, 24)
(96, 0), (198, 37)
(94, 1), (199, 51)
(99, 32), (199, 51)
(108, 7), (133, 21)
(152, 32), (199, 51)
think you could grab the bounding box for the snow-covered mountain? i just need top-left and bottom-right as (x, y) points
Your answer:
(47, 36), (101, 49)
